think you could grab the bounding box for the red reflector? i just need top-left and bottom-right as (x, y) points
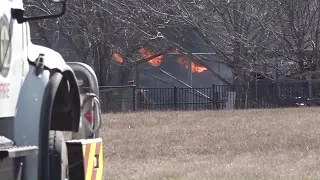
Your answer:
(84, 109), (93, 124)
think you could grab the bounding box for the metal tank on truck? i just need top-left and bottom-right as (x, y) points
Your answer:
(0, 0), (104, 179)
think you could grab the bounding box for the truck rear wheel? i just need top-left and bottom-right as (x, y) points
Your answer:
(49, 131), (69, 180)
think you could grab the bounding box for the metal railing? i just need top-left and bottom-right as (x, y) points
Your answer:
(93, 83), (320, 113)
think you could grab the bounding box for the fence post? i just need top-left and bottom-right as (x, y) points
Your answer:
(132, 85), (136, 111)
(307, 75), (312, 106)
(276, 82), (280, 108)
(212, 84), (215, 110)
(174, 86), (177, 110)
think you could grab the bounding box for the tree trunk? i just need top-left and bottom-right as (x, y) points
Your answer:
(231, 1), (247, 109)
(119, 65), (133, 111)
(233, 68), (244, 109)
(297, 51), (306, 75)
(98, 46), (112, 86)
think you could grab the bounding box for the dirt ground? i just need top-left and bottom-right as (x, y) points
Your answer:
(101, 108), (320, 180)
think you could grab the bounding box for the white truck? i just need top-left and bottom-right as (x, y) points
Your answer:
(0, 0), (104, 179)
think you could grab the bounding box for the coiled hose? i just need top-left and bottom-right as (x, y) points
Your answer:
(81, 93), (102, 135)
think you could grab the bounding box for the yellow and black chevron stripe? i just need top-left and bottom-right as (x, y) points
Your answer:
(82, 139), (104, 180)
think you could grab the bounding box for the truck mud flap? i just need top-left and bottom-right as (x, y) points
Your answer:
(66, 138), (103, 180)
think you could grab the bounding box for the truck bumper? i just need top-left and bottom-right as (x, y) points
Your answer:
(66, 138), (103, 180)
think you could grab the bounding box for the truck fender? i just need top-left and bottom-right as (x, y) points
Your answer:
(28, 44), (81, 132)
(50, 68), (81, 132)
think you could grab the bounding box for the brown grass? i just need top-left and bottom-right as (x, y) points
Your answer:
(101, 108), (320, 180)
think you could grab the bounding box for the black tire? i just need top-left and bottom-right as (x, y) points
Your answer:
(49, 131), (69, 180)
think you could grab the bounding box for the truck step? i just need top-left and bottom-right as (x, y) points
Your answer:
(0, 136), (14, 149)
(0, 146), (39, 160)
(0, 136), (39, 160)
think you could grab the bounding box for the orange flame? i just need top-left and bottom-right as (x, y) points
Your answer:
(177, 56), (207, 73)
(139, 48), (163, 67)
(112, 51), (123, 64)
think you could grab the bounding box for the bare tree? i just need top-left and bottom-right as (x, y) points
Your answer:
(26, 0), (320, 83)
(268, 0), (320, 77)
(26, 0), (192, 86)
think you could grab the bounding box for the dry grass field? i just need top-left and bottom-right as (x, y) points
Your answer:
(100, 108), (320, 180)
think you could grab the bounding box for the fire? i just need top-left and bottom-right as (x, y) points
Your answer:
(177, 56), (207, 73)
(139, 48), (163, 67)
(113, 48), (207, 73)
(112, 51), (123, 63)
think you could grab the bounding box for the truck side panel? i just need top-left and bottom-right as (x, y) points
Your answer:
(13, 65), (50, 180)
(0, 0), (29, 118)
